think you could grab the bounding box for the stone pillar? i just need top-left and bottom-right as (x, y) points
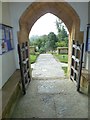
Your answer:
(68, 32), (73, 78)
(18, 23), (29, 44)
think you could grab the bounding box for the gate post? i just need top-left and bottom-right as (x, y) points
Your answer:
(18, 23), (29, 44)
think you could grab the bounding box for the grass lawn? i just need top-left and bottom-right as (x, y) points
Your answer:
(62, 67), (68, 76)
(53, 53), (68, 76)
(30, 53), (39, 64)
(53, 53), (68, 63)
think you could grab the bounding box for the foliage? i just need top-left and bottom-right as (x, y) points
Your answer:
(30, 54), (39, 64)
(56, 19), (63, 33)
(29, 19), (69, 53)
(47, 32), (58, 50)
(56, 19), (68, 47)
(56, 41), (67, 47)
(30, 32), (58, 53)
(39, 47), (46, 54)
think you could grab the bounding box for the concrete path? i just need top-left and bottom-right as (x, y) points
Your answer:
(32, 54), (65, 79)
(11, 54), (88, 118)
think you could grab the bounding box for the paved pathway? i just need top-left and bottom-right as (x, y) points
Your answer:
(11, 54), (88, 118)
(32, 54), (65, 79)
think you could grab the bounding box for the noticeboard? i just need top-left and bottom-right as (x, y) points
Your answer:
(0, 24), (14, 55)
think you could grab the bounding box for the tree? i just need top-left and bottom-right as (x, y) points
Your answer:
(56, 19), (63, 33)
(60, 26), (68, 40)
(47, 32), (58, 50)
(55, 19), (68, 47)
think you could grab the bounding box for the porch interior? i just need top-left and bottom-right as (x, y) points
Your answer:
(1, 65), (89, 118)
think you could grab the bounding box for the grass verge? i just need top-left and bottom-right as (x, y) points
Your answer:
(30, 53), (39, 64)
(62, 67), (68, 76)
(53, 53), (68, 76)
(53, 53), (68, 63)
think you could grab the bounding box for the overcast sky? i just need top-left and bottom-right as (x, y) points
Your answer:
(29, 13), (68, 38)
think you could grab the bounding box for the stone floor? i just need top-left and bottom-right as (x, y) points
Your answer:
(11, 54), (88, 118)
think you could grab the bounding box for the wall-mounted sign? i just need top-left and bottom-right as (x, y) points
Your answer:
(0, 24), (14, 55)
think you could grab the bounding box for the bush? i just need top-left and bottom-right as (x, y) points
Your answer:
(56, 41), (67, 47)
(39, 47), (46, 54)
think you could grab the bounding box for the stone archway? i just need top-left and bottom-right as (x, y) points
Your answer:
(18, 2), (84, 77)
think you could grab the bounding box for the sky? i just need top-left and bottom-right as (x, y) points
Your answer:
(29, 13), (68, 38)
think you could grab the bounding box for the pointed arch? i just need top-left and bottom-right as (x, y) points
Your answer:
(18, 2), (84, 76)
(19, 2), (81, 39)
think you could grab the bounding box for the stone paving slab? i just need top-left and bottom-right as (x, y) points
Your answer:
(11, 79), (88, 118)
(32, 54), (65, 79)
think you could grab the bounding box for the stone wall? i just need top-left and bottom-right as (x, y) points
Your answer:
(30, 46), (35, 54)
(57, 47), (68, 54)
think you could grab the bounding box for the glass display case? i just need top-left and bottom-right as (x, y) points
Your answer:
(0, 24), (14, 55)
